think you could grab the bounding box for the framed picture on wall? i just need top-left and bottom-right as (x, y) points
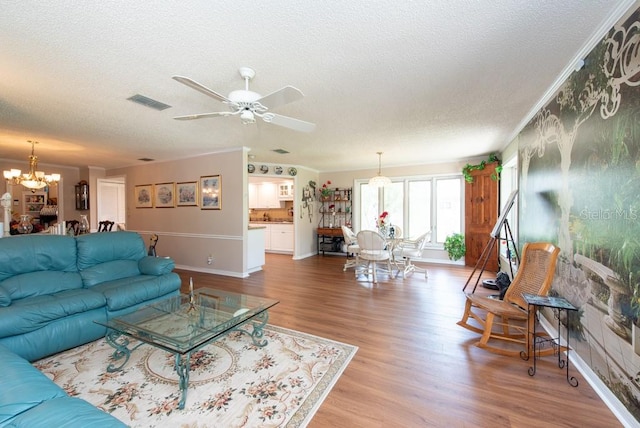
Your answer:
(134, 184), (153, 208)
(154, 182), (175, 208)
(176, 181), (198, 207)
(200, 175), (221, 210)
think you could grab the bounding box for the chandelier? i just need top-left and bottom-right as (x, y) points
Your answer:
(3, 140), (61, 190)
(368, 152), (392, 188)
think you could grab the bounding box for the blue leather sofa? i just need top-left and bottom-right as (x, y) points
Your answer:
(0, 231), (182, 427)
(0, 343), (126, 427)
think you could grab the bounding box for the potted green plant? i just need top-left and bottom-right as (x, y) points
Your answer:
(444, 233), (466, 261)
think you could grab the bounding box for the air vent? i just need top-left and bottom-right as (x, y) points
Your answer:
(127, 94), (172, 111)
(272, 148), (290, 154)
(137, 158), (155, 162)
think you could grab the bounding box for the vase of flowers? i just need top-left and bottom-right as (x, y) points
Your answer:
(377, 211), (389, 235)
(320, 180), (333, 201)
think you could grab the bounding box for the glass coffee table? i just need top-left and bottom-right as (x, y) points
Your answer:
(95, 288), (279, 409)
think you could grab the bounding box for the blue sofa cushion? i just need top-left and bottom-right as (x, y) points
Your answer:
(0, 286), (10, 307)
(76, 231), (146, 270)
(139, 256), (175, 275)
(1, 271), (84, 301)
(0, 343), (66, 426)
(92, 274), (180, 312)
(5, 396), (127, 427)
(0, 235), (77, 282)
(0, 289), (106, 337)
(80, 259), (141, 288)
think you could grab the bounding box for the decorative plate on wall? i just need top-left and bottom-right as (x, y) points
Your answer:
(248, 164), (255, 173)
(274, 166), (283, 175)
(288, 167), (297, 176)
(260, 165), (269, 174)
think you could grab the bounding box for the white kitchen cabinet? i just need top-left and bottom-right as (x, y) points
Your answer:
(249, 183), (280, 208)
(269, 223), (294, 253)
(248, 183), (259, 208)
(261, 182), (280, 207)
(278, 182), (294, 200)
(264, 224), (271, 249)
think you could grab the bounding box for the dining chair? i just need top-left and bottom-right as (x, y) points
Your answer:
(66, 220), (79, 236)
(392, 231), (431, 278)
(341, 225), (360, 271)
(97, 220), (115, 232)
(356, 230), (393, 284)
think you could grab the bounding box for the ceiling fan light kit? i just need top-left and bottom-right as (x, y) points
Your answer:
(240, 110), (256, 124)
(172, 67), (316, 133)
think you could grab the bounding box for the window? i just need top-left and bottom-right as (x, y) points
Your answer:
(435, 178), (461, 243)
(498, 156), (518, 262)
(355, 175), (463, 245)
(408, 180), (430, 238)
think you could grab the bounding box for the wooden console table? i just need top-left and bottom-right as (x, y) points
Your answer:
(317, 227), (345, 255)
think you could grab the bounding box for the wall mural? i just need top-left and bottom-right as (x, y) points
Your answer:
(516, 7), (640, 420)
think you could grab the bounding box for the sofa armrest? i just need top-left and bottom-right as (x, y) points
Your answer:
(138, 256), (175, 276)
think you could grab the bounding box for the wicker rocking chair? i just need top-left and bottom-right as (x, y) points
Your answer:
(457, 242), (560, 357)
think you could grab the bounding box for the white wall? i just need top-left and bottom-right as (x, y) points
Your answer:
(109, 148), (248, 276)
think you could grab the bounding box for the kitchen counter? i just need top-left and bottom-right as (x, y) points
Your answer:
(247, 227), (265, 273)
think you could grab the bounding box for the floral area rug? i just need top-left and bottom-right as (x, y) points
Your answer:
(34, 325), (357, 427)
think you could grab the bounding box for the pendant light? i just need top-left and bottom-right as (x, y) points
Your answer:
(368, 152), (392, 188)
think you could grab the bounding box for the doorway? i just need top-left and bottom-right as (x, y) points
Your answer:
(97, 177), (125, 230)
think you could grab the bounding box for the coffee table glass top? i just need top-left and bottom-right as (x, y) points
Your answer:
(98, 288), (279, 354)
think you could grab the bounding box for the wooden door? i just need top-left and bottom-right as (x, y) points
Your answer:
(464, 162), (499, 271)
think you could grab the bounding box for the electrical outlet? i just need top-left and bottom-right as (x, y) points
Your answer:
(207, 254), (213, 265)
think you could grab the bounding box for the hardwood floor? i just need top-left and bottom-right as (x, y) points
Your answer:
(176, 254), (622, 428)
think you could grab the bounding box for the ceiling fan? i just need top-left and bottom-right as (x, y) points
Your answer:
(172, 67), (316, 133)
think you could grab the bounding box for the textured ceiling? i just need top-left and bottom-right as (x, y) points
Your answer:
(0, 1), (635, 172)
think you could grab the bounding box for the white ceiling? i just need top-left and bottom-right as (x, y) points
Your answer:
(0, 1), (635, 173)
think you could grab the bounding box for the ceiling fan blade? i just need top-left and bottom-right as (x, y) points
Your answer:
(172, 76), (230, 103)
(173, 111), (234, 120)
(262, 113), (316, 133)
(256, 86), (304, 109)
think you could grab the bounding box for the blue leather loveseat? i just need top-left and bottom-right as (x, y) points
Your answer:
(0, 231), (182, 427)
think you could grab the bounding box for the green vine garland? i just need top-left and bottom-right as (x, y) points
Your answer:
(462, 153), (503, 183)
